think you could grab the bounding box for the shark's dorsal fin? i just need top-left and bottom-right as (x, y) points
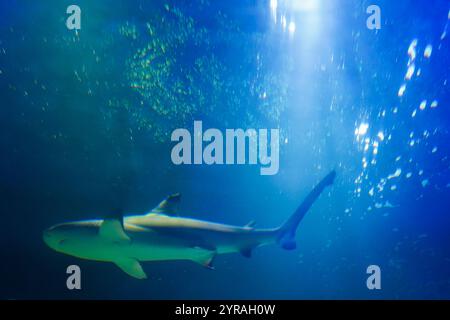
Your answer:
(150, 193), (181, 215)
(114, 258), (147, 279)
(100, 210), (130, 242)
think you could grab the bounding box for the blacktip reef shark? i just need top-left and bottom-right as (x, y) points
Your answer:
(43, 170), (336, 279)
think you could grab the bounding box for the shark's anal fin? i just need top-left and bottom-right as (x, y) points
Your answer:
(99, 219), (130, 243)
(114, 258), (147, 279)
(191, 247), (216, 270)
(150, 193), (181, 215)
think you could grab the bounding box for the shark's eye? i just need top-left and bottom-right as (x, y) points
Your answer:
(58, 239), (67, 245)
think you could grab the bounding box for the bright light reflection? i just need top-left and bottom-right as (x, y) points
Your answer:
(270, 0), (278, 22)
(290, 0), (320, 12)
(288, 21), (296, 34)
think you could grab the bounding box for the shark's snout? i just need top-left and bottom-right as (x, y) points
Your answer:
(43, 227), (62, 250)
(43, 229), (53, 246)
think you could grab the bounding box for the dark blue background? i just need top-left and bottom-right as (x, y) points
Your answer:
(0, 0), (449, 299)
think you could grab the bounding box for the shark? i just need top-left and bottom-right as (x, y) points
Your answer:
(43, 170), (336, 279)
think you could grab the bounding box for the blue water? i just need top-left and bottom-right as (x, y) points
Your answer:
(1, 0), (450, 299)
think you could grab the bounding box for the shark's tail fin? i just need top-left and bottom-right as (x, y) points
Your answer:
(277, 170), (336, 250)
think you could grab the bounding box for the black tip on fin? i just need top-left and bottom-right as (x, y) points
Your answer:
(199, 254), (215, 270)
(153, 193), (181, 215)
(204, 257), (215, 270)
(191, 248), (216, 270)
(280, 238), (297, 250)
(167, 193), (181, 202)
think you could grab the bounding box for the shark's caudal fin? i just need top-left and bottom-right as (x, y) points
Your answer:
(277, 170), (336, 250)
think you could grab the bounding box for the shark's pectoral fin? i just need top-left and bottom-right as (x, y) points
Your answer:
(191, 248), (216, 270)
(99, 219), (130, 243)
(114, 258), (147, 279)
